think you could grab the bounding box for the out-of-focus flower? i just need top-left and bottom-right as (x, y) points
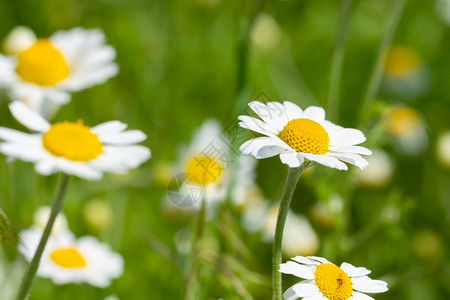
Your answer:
(0, 27), (118, 116)
(83, 199), (113, 231)
(34, 206), (68, 235)
(19, 228), (123, 287)
(279, 256), (388, 300)
(355, 148), (394, 188)
(251, 14), (282, 51)
(242, 200), (319, 256)
(310, 194), (343, 230)
(382, 104), (428, 155)
(0, 101), (151, 180)
(382, 46), (430, 99)
(0, 253), (23, 300)
(239, 101), (371, 170)
(435, 0), (450, 26)
(436, 131), (450, 168)
(2, 26), (36, 55)
(165, 119), (256, 215)
(412, 229), (443, 260)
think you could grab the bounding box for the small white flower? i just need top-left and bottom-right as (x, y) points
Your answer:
(34, 206), (69, 235)
(0, 27), (118, 115)
(2, 26), (36, 55)
(355, 148), (394, 188)
(19, 228), (123, 287)
(0, 101), (151, 180)
(436, 131), (450, 168)
(238, 101), (371, 170)
(280, 256), (388, 300)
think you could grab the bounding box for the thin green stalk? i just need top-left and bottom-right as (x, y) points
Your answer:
(183, 197), (206, 300)
(359, 0), (407, 125)
(327, 0), (352, 122)
(16, 173), (70, 300)
(272, 163), (311, 300)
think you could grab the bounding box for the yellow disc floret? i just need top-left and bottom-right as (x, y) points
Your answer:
(383, 46), (420, 78)
(314, 263), (353, 300)
(43, 120), (103, 161)
(50, 247), (87, 269)
(185, 155), (224, 186)
(280, 118), (329, 154)
(384, 106), (421, 137)
(16, 39), (69, 86)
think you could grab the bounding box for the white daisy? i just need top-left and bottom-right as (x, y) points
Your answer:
(0, 101), (151, 180)
(280, 256), (388, 300)
(238, 101), (371, 170)
(0, 27), (118, 115)
(19, 228), (123, 287)
(33, 206), (69, 235)
(166, 119), (256, 214)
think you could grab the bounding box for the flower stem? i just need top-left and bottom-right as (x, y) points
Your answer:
(327, 0), (352, 122)
(272, 163), (311, 300)
(16, 173), (70, 300)
(183, 197), (207, 300)
(359, 0), (407, 125)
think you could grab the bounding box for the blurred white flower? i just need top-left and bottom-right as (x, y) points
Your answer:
(19, 228), (123, 287)
(355, 148), (394, 188)
(280, 256), (388, 300)
(0, 101), (151, 180)
(2, 26), (36, 55)
(251, 14), (282, 51)
(435, 0), (450, 26)
(382, 105), (428, 156)
(0, 27), (118, 116)
(34, 206), (68, 235)
(436, 131), (450, 168)
(83, 199), (113, 231)
(239, 101), (371, 170)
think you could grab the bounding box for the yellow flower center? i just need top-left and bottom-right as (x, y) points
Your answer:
(43, 120), (103, 161)
(384, 106), (421, 137)
(314, 263), (353, 300)
(279, 118), (329, 154)
(49, 247), (87, 269)
(185, 155), (224, 186)
(15, 39), (69, 86)
(383, 46), (420, 78)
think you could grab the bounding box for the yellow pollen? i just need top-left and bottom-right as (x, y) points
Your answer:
(384, 106), (421, 137)
(383, 46), (420, 78)
(43, 120), (103, 161)
(49, 247), (87, 269)
(185, 155), (224, 186)
(279, 118), (329, 154)
(15, 39), (69, 86)
(314, 263), (353, 300)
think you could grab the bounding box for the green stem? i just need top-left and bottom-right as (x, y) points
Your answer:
(183, 197), (207, 300)
(327, 0), (352, 122)
(359, 0), (407, 125)
(16, 173), (70, 300)
(272, 163), (311, 300)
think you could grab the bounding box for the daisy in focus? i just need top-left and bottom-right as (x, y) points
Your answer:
(0, 27), (118, 115)
(279, 256), (388, 300)
(19, 228), (123, 287)
(238, 101), (371, 170)
(0, 101), (151, 180)
(165, 119), (256, 214)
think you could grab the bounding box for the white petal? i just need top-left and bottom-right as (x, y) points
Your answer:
(292, 256), (321, 266)
(98, 130), (147, 145)
(352, 276), (388, 293)
(56, 160), (103, 180)
(239, 137), (274, 156)
(328, 146), (372, 155)
(303, 293), (327, 300)
(340, 262), (371, 277)
(279, 261), (315, 280)
(283, 283), (302, 300)
(306, 256), (331, 264)
(283, 101), (303, 121)
(35, 159), (57, 175)
(91, 121), (127, 134)
(248, 101), (287, 131)
(0, 143), (45, 162)
(238, 116), (279, 136)
(302, 106), (325, 122)
(255, 145), (286, 159)
(330, 128), (366, 146)
(302, 153), (348, 170)
(9, 101), (50, 132)
(280, 153), (304, 168)
(350, 291), (375, 300)
(0, 127), (36, 144)
(292, 282), (320, 297)
(327, 153), (369, 170)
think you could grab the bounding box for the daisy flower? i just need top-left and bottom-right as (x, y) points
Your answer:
(0, 27), (118, 115)
(166, 119), (256, 213)
(280, 256), (388, 300)
(238, 101), (371, 170)
(0, 101), (150, 180)
(19, 228), (123, 287)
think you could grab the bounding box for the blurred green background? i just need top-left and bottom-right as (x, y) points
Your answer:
(0, 0), (449, 299)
